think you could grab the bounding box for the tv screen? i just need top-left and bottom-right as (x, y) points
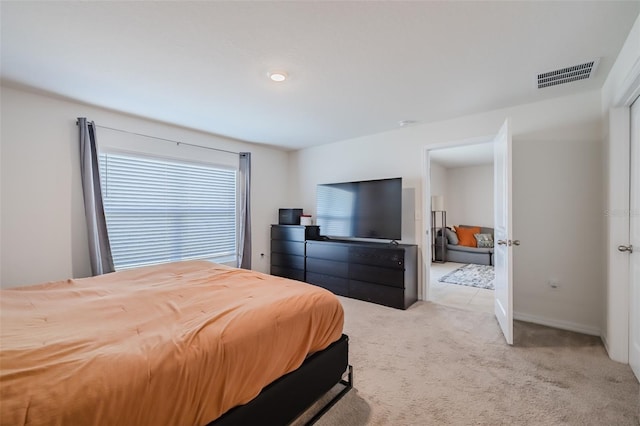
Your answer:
(316, 177), (402, 240)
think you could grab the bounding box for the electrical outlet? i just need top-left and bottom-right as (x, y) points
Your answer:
(548, 279), (560, 289)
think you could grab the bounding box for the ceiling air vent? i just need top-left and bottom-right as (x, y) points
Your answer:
(537, 59), (600, 89)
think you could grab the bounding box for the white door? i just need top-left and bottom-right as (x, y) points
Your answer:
(493, 119), (514, 345)
(629, 99), (640, 381)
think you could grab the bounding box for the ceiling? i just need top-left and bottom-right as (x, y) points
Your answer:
(430, 143), (494, 169)
(2, 1), (639, 151)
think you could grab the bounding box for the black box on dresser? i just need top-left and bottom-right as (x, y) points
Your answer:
(278, 208), (303, 225)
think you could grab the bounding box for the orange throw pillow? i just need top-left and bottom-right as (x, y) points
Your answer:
(454, 226), (481, 247)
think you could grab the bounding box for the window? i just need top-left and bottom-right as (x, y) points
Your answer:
(99, 151), (237, 270)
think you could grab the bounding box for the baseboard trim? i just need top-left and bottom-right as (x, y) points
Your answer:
(601, 333), (610, 354)
(514, 312), (601, 337)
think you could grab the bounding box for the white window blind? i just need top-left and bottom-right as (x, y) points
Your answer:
(98, 151), (237, 270)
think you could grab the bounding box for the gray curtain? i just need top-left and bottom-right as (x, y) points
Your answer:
(78, 117), (115, 275)
(238, 152), (252, 269)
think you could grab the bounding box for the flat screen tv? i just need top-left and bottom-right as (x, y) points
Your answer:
(316, 177), (402, 240)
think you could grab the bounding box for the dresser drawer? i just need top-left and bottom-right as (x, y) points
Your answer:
(349, 279), (405, 309)
(306, 242), (349, 261)
(271, 253), (305, 270)
(270, 266), (305, 282)
(349, 247), (405, 269)
(306, 272), (348, 296)
(271, 240), (305, 256)
(306, 258), (349, 278)
(271, 225), (306, 241)
(349, 263), (404, 288)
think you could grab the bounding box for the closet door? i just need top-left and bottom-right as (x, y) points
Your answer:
(628, 98), (639, 382)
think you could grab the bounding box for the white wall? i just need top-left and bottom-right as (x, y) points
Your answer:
(429, 162), (447, 210)
(601, 14), (640, 362)
(0, 85), (291, 287)
(290, 89), (604, 335)
(445, 165), (493, 228)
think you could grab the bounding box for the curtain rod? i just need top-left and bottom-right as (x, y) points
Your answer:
(76, 121), (240, 155)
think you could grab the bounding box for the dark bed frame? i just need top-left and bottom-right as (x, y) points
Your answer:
(209, 334), (352, 426)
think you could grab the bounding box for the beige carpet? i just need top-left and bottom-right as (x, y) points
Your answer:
(295, 297), (640, 426)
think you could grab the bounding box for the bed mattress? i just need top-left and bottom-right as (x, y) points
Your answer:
(0, 260), (344, 425)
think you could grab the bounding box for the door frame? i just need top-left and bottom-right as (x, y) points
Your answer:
(605, 58), (640, 363)
(421, 135), (494, 302)
(629, 97), (640, 381)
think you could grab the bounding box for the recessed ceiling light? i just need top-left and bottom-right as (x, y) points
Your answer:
(269, 72), (288, 82)
(399, 120), (417, 127)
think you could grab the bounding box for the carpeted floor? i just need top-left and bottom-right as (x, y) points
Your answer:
(294, 297), (640, 426)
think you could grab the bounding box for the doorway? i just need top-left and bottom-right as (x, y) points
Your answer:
(427, 142), (495, 314)
(423, 119), (514, 344)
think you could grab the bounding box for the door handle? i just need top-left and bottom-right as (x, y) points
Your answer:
(618, 244), (634, 253)
(497, 240), (520, 246)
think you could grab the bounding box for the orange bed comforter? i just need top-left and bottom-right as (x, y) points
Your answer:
(0, 260), (344, 426)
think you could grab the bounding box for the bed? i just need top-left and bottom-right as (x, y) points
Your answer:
(0, 260), (351, 425)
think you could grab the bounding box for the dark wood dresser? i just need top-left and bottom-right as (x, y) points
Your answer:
(270, 225), (319, 281)
(305, 240), (417, 310)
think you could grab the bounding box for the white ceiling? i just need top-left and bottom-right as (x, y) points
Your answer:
(2, 1), (639, 151)
(430, 143), (494, 169)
